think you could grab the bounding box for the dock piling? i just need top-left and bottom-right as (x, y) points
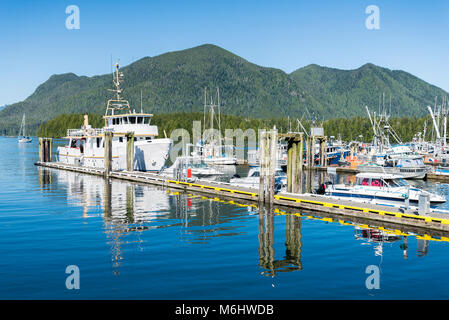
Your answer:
(126, 132), (135, 171)
(259, 128), (278, 204)
(39, 138), (53, 162)
(283, 133), (304, 194)
(104, 131), (113, 177)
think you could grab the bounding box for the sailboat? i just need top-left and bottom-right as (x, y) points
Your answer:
(18, 114), (32, 143)
(190, 88), (237, 165)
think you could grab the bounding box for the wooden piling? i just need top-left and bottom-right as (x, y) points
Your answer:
(104, 131), (113, 177)
(259, 128), (277, 203)
(39, 138), (44, 162)
(296, 133), (304, 194)
(126, 132), (135, 171)
(319, 137), (326, 167)
(258, 130), (266, 201)
(269, 128), (278, 204)
(46, 138), (52, 162)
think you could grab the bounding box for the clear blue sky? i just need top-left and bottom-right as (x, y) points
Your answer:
(1, 0), (448, 106)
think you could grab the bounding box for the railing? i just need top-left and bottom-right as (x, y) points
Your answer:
(67, 128), (104, 137)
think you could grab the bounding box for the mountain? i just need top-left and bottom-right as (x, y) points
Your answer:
(289, 63), (448, 118)
(0, 44), (317, 135)
(0, 44), (447, 135)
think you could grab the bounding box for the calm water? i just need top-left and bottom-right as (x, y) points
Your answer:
(1, 136), (449, 300)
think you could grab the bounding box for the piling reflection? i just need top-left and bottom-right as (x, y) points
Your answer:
(258, 206), (302, 276)
(38, 167), (53, 189)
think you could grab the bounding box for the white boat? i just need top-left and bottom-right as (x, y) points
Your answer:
(357, 155), (428, 179)
(247, 143), (288, 167)
(322, 172), (446, 206)
(229, 166), (287, 191)
(433, 166), (449, 176)
(160, 156), (226, 179)
(191, 139), (237, 165)
(18, 114), (32, 143)
(190, 88), (237, 165)
(57, 62), (172, 172)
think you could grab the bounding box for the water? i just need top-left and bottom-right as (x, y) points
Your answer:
(1, 137), (449, 299)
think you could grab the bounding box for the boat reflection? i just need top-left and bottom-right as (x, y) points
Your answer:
(37, 167), (441, 277)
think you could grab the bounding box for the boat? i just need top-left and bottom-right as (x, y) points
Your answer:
(160, 156), (226, 179)
(18, 114), (32, 143)
(229, 166), (287, 191)
(357, 154), (428, 179)
(57, 62), (172, 172)
(190, 88), (237, 165)
(191, 139), (237, 165)
(321, 172), (446, 206)
(247, 143), (288, 168)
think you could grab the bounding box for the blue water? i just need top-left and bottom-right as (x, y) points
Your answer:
(1, 137), (449, 299)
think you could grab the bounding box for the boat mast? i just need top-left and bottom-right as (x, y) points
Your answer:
(105, 62), (131, 120)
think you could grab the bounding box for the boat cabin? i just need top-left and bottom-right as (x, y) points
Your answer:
(355, 173), (408, 188)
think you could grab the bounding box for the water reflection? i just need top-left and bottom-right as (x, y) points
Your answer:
(37, 167), (448, 278)
(258, 206), (302, 276)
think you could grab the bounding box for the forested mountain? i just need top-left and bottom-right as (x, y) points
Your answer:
(290, 63), (448, 118)
(1, 44), (447, 135)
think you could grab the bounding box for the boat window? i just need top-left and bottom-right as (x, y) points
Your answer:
(96, 138), (101, 148)
(145, 137), (151, 141)
(275, 171), (286, 177)
(251, 171), (260, 177)
(137, 117), (143, 124)
(119, 137), (123, 143)
(123, 117), (128, 124)
(371, 179), (383, 187)
(129, 117), (136, 124)
(359, 178), (370, 186)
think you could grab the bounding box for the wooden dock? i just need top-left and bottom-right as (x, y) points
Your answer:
(35, 161), (449, 233)
(426, 172), (449, 182)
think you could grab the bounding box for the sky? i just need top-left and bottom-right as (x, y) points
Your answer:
(1, 0), (448, 106)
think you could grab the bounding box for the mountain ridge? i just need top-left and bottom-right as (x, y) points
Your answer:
(0, 44), (447, 135)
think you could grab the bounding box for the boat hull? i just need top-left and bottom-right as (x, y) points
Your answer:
(58, 138), (172, 172)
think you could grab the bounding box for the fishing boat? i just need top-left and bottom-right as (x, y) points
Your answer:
(57, 62), (172, 172)
(18, 114), (32, 143)
(320, 172), (446, 206)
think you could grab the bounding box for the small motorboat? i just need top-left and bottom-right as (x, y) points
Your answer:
(161, 156), (225, 179)
(320, 172), (445, 206)
(229, 166), (286, 191)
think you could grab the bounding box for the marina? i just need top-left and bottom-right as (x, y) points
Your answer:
(3, 137), (449, 300)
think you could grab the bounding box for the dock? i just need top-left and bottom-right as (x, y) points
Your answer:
(35, 160), (449, 233)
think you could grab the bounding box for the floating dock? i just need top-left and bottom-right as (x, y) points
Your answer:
(35, 161), (449, 233)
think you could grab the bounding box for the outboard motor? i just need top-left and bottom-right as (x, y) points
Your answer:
(315, 181), (332, 195)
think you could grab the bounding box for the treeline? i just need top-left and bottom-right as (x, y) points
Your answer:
(37, 112), (432, 143)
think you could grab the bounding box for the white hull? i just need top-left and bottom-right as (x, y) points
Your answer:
(357, 165), (427, 179)
(203, 157), (236, 165)
(58, 138), (171, 172)
(18, 137), (32, 143)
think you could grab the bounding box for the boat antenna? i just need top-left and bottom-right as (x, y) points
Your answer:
(140, 90), (143, 113)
